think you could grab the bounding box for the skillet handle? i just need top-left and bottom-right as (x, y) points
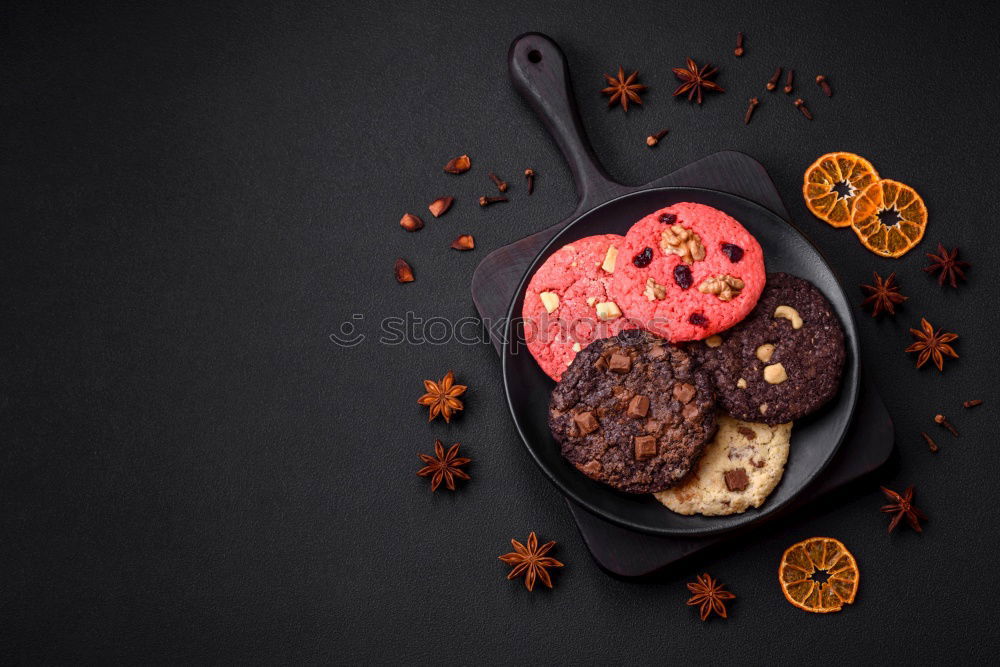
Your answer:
(508, 33), (627, 212)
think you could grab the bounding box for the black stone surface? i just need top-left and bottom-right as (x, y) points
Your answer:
(3, 1), (998, 663)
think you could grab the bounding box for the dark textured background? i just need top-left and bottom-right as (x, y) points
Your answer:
(3, 1), (998, 663)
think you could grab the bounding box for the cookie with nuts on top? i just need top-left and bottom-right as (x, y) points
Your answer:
(696, 272), (846, 425)
(610, 202), (766, 342)
(654, 415), (792, 516)
(548, 329), (717, 494)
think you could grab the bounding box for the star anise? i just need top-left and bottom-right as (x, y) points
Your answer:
(416, 440), (470, 492)
(417, 370), (467, 422)
(672, 58), (725, 104)
(600, 66), (647, 112)
(923, 242), (970, 287)
(686, 573), (735, 621)
(860, 271), (907, 317)
(905, 318), (958, 371)
(498, 531), (564, 591)
(880, 485), (927, 533)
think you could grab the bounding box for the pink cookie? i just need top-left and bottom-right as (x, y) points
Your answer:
(523, 234), (636, 381)
(610, 202), (765, 341)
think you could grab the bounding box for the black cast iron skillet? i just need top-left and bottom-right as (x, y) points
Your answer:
(501, 34), (859, 537)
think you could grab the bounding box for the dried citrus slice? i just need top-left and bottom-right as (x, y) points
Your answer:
(851, 179), (927, 258)
(778, 537), (859, 613)
(802, 152), (880, 227)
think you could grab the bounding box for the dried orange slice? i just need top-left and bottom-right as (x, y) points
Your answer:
(778, 537), (859, 613)
(851, 179), (927, 258)
(803, 152), (880, 227)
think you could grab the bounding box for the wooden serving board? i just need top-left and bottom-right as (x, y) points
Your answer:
(471, 150), (894, 576)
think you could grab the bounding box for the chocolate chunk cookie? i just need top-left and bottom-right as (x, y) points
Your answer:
(696, 273), (846, 425)
(548, 329), (717, 494)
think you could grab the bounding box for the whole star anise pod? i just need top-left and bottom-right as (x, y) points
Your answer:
(880, 485), (927, 533)
(498, 531), (564, 591)
(686, 573), (735, 621)
(416, 440), (470, 492)
(923, 242), (970, 287)
(672, 58), (725, 104)
(860, 271), (907, 317)
(417, 370), (467, 422)
(600, 66), (647, 112)
(905, 318), (958, 371)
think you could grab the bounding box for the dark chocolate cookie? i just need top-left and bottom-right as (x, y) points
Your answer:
(548, 329), (717, 494)
(695, 273), (846, 425)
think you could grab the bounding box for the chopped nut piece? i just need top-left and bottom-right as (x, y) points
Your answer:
(659, 224), (706, 263)
(581, 460), (601, 475)
(450, 234), (475, 250)
(634, 435), (657, 460)
(601, 245), (619, 273)
(698, 274), (745, 301)
(586, 296), (597, 307)
(400, 213), (424, 232)
(736, 378), (748, 389)
(774, 305), (803, 329)
(428, 196), (454, 217)
(595, 301), (622, 321)
(571, 342), (582, 353)
(763, 363), (788, 384)
(755, 343), (775, 362)
(539, 292), (560, 314)
(759, 403), (768, 414)
(443, 154), (471, 174)
(394, 258), (414, 283)
(705, 335), (723, 348)
(627, 395), (650, 418)
(644, 277), (667, 301)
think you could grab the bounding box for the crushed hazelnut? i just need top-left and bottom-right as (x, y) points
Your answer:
(759, 403), (769, 414)
(763, 363), (788, 384)
(644, 277), (667, 301)
(571, 342), (582, 353)
(705, 335), (723, 348)
(698, 274), (745, 301)
(659, 224), (706, 263)
(737, 378), (748, 389)
(774, 305), (803, 329)
(539, 291), (560, 313)
(755, 343), (775, 362)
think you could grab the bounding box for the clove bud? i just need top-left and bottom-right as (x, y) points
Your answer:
(479, 195), (508, 207)
(766, 67), (782, 91)
(783, 69), (794, 94)
(524, 168), (535, 194)
(646, 129), (669, 147)
(815, 75), (833, 97)
(488, 172), (508, 192)
(794, 98), (813, 120)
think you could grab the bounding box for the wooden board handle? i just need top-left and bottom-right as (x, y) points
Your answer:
(508, 33), (626, 211)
